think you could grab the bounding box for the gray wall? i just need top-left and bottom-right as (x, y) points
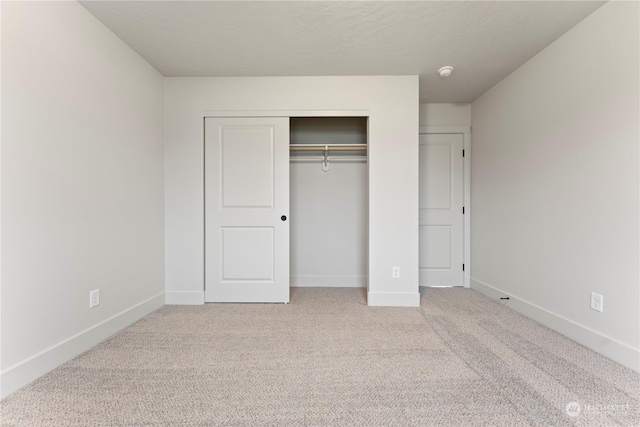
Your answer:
(419, 104), (471, 127)
(471, 2), (639, 371)
(1, 2), (166, 397)
(164, 76), (420, 306)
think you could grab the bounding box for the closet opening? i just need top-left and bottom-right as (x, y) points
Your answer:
(289, 117), (369, 288)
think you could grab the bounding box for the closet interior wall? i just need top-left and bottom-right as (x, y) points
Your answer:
(289, 117), (368, 287)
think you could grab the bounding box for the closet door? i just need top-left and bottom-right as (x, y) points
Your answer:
(204, 117), (289, 303)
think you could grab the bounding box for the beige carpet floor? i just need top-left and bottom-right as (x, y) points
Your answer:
(1, 287), (639, 426)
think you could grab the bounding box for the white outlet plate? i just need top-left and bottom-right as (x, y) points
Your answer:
(590, 292), (603, 312)
(392, 267), (400, 279)
(90, 289), (100, 308)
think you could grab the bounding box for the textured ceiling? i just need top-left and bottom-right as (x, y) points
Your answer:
(80, 1), (605, 103)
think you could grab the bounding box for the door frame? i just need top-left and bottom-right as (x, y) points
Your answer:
(419, 125), (471, 288)
(203, 109), (371, 301)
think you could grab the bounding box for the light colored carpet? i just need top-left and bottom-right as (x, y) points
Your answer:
(1, 287), (639, 426)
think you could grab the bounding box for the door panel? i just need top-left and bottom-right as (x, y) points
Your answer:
(421, 145), (452, 209)
(420, 225), (451, 268)
(221, 127), (274, 208)
(205, 117), (289, 303)
(221, 227), (274, 281)
(419, 134), (464, 286)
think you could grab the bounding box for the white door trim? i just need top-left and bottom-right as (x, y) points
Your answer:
(202, 109), (373, 302)
(204, 109), (370, 118)
(419, 126), (471, 288)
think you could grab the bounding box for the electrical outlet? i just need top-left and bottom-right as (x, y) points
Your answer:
(90, 289), (100, 308)
(392, 267), (400, 279)
(590, 292), (603, 312)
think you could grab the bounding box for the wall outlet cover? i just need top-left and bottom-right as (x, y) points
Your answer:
(590, 292), (603, 312)
(90, 289), (100, 308)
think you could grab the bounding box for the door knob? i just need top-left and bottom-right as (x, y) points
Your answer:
(281, 215), (287, 221)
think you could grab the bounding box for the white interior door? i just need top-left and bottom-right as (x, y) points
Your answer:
(205, 117), (289, 302)
(419, 134), (464, 286)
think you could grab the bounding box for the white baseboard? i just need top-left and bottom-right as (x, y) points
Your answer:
(165, 290), (205, 305)
(291, 275), (366, 288)
(471, 278), (640, 373)
(367, 291), (420, 307)
(0, 292), (165, 399)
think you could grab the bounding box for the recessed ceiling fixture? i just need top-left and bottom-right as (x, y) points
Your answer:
(438, 66), (454, 77)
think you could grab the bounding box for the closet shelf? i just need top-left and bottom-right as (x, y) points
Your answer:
(289, 144), (367, 152)
(290, 156), (367, 162)
(290, 144), (367, 172)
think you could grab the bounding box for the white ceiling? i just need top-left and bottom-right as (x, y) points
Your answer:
(80, 1), (605, 103)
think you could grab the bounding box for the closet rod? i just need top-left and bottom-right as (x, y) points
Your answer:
(290, 156), (368, 161)
(289, 144), (367, 152)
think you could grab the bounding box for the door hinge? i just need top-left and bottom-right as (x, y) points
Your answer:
(463, 206), (465, 214)
(463, 149), (465, 157)
(462, 264), (465, 271)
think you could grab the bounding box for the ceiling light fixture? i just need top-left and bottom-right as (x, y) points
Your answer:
(437, 66), (454, 78)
